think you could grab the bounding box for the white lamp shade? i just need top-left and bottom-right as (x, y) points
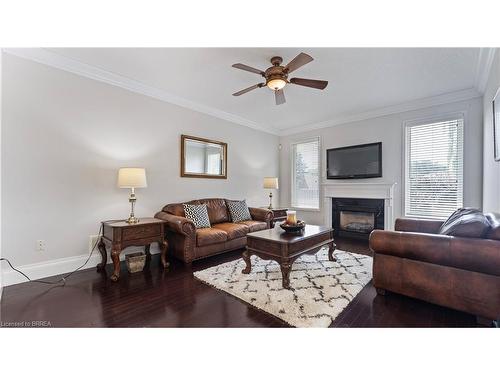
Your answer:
(118, 168), (147, 188)
(263, 177), (279, 189)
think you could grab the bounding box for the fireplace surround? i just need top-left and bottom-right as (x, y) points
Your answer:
(332, 197), (384, 240)
(323, 182), (396, 231)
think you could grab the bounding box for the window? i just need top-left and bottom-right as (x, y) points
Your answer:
(404, 116), (464, 219)
(292, 138), (320, 209)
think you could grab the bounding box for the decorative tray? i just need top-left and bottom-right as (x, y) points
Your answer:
(280, 220), (306, 233)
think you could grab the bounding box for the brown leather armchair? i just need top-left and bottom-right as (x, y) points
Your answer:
(370, 215), (500, 322)
(155, 198), (273, 264)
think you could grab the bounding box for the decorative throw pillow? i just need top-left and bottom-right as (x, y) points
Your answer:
(183, 203), (211, 229)
(227, 200), (252, 223)
(438, 208), (490, 238)
(485, 213), (500, 240)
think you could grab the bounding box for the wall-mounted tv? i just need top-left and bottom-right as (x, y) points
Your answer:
(327, 142), (382, 179)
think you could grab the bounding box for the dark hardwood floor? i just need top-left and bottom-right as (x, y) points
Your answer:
(0, 238), (479, 327)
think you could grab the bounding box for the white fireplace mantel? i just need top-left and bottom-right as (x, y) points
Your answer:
(322, 182), (397, 230)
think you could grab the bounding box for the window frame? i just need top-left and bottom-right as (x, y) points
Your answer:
(290, 136), (321, 211)
(402, 112), (466, 220)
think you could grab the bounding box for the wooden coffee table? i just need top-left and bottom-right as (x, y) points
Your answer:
(242, 224), (335, 289)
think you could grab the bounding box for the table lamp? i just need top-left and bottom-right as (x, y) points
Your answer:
(118, 168), (147, 224)
(263, 177), (279, 209)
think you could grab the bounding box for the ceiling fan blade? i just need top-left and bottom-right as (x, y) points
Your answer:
(232, 83), (264, 96)
(285, 52), (314, 73)
(275, 89), (286, 105)
(290, 77), (328, 90)
(232, 63), (265, 75)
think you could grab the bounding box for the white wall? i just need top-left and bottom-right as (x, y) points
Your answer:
(0, 51), (3, 297)
(279, 98), (483, 225)
(482, 51), (500, 212)
(1, 54), (279, 284)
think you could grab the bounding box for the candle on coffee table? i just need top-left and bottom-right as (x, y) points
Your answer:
(286, 210), (297, 225)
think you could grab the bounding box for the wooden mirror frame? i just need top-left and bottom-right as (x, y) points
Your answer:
(180, 134), (228, 179)
(493, 87), (500, 161)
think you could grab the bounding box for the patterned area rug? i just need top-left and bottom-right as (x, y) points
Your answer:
(193, 248), (372, 328)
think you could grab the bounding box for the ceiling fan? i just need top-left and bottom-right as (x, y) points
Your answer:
(232, 52), (328, 105)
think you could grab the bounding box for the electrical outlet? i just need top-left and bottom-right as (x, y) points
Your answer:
(36, 240), (46, 251)
(89, 235), (101, 253)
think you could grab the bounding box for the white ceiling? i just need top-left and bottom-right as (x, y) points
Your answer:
(34, 48), (484, 134)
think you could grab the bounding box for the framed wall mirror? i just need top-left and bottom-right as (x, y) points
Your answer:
(181, 134), (227, 178)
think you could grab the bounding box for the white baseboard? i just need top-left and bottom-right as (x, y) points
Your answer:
(2, 248), (160, 287)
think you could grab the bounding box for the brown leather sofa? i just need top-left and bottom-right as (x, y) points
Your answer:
(370, 215), (500, 322)
(154, 198), (273, 264)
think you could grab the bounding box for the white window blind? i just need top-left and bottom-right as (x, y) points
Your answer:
(404, 117), (464, 219)
(292, 138), (320, 209)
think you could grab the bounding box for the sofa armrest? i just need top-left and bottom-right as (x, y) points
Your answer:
(369, 229), (500, 276)
(395, 218), (444, 234)
(249, 207), (273, 224)
(154, 211), (196, 237)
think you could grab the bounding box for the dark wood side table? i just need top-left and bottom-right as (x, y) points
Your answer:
(97, 218), (169, 281)
(264, 207), (289, 228)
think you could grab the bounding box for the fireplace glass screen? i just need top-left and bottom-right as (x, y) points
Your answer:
(340, 211), (375, 233)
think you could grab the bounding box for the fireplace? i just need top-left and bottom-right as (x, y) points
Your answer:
(332, 197), (384, 240)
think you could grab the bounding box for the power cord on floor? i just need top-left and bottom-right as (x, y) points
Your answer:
(0, 223), (103, 286)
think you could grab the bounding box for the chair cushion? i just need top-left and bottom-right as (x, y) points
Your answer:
(183, 203), (211, 228)
(438, 208), (490, 238)
(196, 228), (227, 246)
(239, 220), (267, 232)
(212, 222), (249, 240)
(226, 200), (252, 222)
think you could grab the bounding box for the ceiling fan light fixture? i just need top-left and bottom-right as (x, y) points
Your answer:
(267, 78), (286, 91)
(232, 53), (327, 105)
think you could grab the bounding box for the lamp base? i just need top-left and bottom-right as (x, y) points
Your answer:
(126, 189), (139, 224)
(268, 192), (273, 210)
(126, 216), (140, 224)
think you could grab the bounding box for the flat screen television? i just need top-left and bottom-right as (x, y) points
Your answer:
(327, 142), (382, 179)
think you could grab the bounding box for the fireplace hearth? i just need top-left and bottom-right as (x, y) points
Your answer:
(332, 197), (384, 240)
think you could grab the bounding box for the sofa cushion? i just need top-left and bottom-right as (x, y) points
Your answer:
(196, 228), (227, 246)
(183, 203), (211, 229)
(226, 200), (252, 222)
(438, 208), (490, 238)
(239, 220), (267, 232)
(194, 237), (247, 259)
(197, 198), (230, 224)
(212, 222), (249, 240)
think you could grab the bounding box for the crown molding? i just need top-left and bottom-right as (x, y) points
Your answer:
(3, 48), (280, 136)
(3, 48), (487, 138)
(279, 87), (482, 136)
(474, 48), (497, 94)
